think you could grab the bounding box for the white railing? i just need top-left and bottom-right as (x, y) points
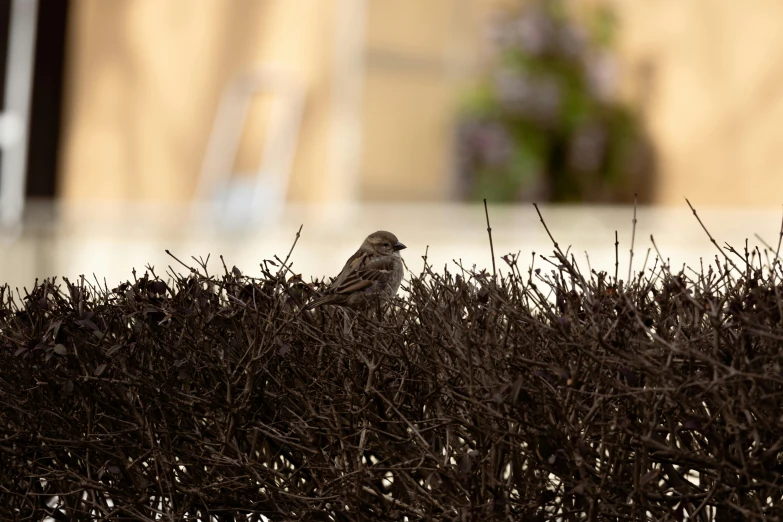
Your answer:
(0, 0), (38, 234)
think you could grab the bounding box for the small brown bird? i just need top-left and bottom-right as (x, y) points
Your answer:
(304, 230), (406, 310)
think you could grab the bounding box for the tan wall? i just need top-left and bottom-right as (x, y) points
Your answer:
(57, 0), (511, 205)
(610, 0), (783, 205)
(360, 0), (495, 201)
(59, 0), (783, 206)
(60, 0), (337, 203)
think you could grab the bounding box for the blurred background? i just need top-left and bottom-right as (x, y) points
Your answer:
(2, 0), (783, 289)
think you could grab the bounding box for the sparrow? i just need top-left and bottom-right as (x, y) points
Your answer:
(304, 231), (406, 310)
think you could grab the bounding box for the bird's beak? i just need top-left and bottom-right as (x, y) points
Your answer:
(393, 241), (407, 251)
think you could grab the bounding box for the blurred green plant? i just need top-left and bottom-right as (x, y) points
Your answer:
(457, 0), (654, 203)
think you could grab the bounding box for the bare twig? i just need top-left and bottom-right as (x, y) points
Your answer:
(685, 198), (740, 274)
(280, 224), (304, 271)
(165, 249), (197, 273)
(615, 231), (619, 283)
(628, 193), (638, 283)
(483, 199), (497, 279)
(533, 203), (563, 255)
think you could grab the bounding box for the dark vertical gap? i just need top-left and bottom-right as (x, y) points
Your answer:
(25, 0), (70, 198)
(0, 1), (11, 110)
(0, 1), (9, 201)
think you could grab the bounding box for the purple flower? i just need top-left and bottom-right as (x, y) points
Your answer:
(494, 67), (561, 124)
(585, 51), (617, 101)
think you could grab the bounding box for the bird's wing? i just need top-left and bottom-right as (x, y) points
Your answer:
(330, 253), (397, 296)
(330, 249), (366, 288)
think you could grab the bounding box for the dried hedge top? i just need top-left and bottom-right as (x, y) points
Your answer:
(2, 218), (783, 521)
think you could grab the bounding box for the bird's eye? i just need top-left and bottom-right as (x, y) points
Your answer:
(384, 242), (390, 247)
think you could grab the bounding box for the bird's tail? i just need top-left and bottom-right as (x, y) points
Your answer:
(300, 295), (329, 313)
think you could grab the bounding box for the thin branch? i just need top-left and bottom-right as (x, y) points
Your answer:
(628, 193), (638, 283)
(685, 198), (740, 274)
(484, 199), (497, 279)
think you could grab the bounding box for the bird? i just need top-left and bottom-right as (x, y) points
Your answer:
(304, 230), (406, 310)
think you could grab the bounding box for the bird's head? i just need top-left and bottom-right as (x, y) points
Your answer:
(364, 230), (406, 256)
